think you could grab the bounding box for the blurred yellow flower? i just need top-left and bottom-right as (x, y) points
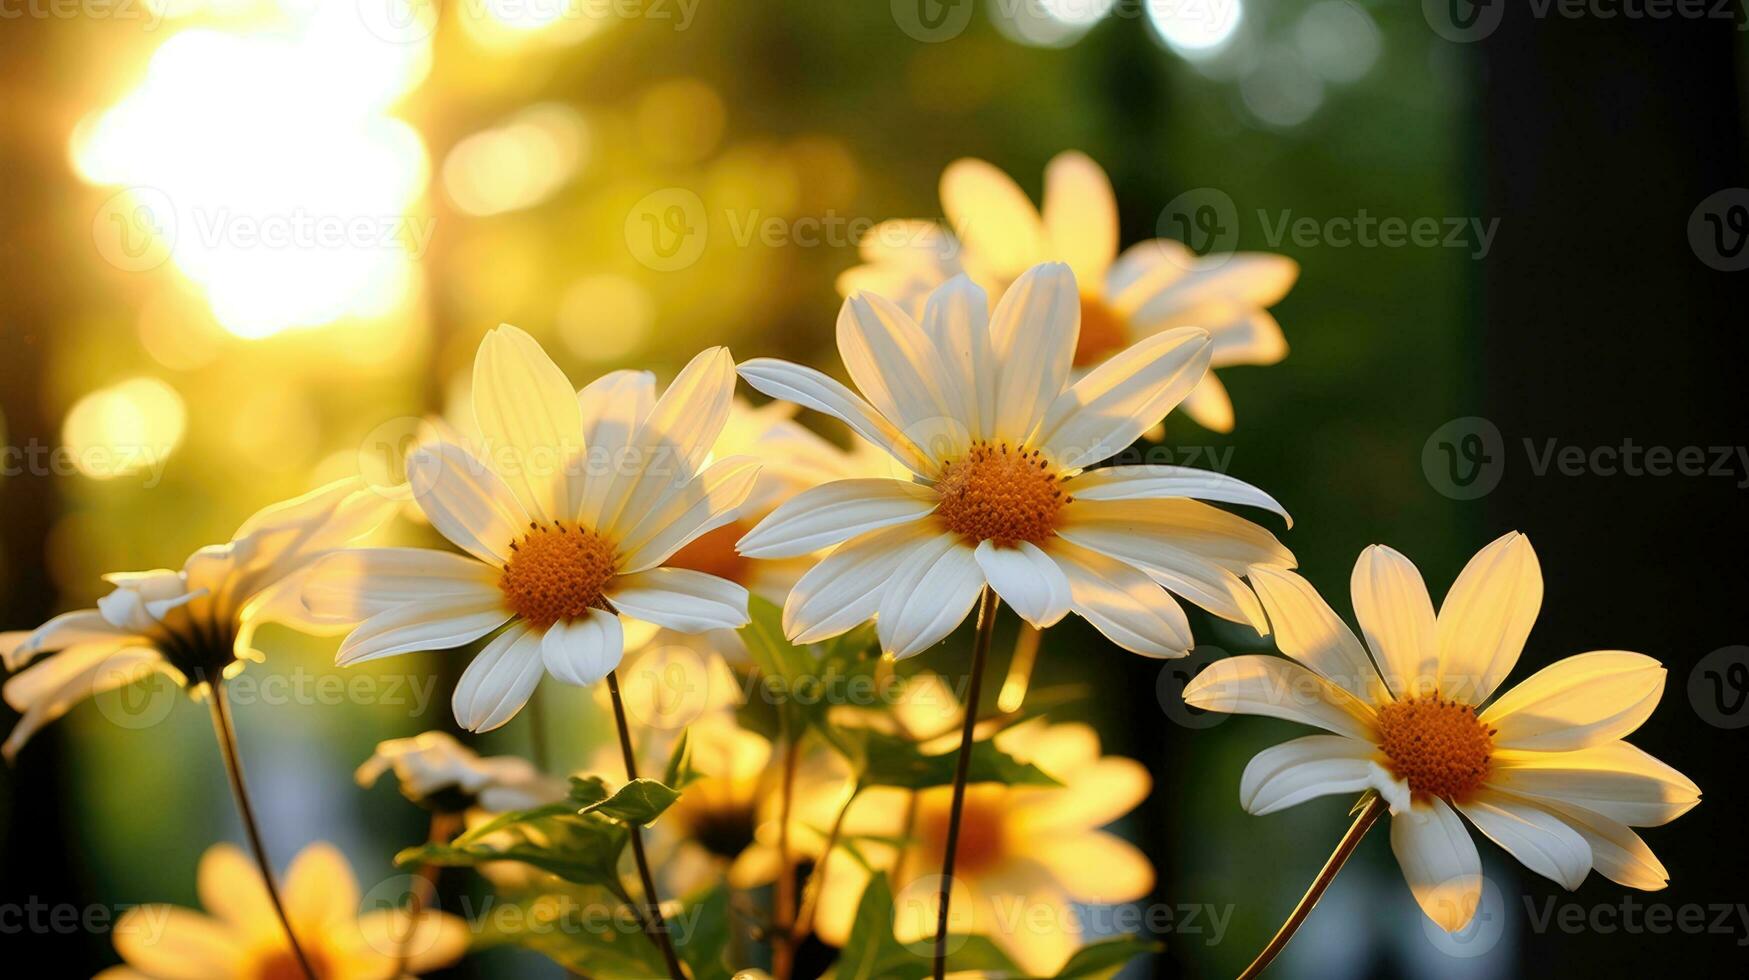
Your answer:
(1185, 532), (1701, 931)
(814, 711), (1153, 975)
(96, 841), (468, 980)
(304, 327), (759, 731)
(839, 151), (1298, 432)
(738, 263), (1293, 659)
(0, 479), (394, 759)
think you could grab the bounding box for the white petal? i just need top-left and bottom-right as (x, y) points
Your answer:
(940, 156), (1047, 280)
(3, 647), (161, 761)
(973, 540), (1070, 629)
(783, 522), (938, 644)
(1177, 370), (1236, 434)
(540, 610), (624, 687)
(574, 369), (656, 523)
(407, 442), (529, 566)
(1181, 655), (1378, 739)
(1, 610), (135, 671)
(336, 599), (511, 666)
(1436, 531), (1542, 704)
(1479, 651), (1666, 751)
(736, 479), (939, 559)
(875, 533), (986, 658)
(1351, 544), (1440, 700)
(1240, 735), (1387, 816)
(1456, 791), (1592, 891)
(616, 456), (761, 573)
(988, 262), (1080, 445)
(1060, 497), (1295, 571)
(608, 569), (749, 633)
(918, 275), (997, 444)
(1046, 539), (1191, 656)
(303, 548), (499, 622)
(737, 358), (937, 478)
(1488, 742), (1700, 826)
(1514, 795), (1670, 890)
(453, 623), (545, 732)
(1248, 564), (1385, 704)
(1208, 310), (1289, 367)
(837, 291), (960, 452)
(471, 324), (584, 523)
(594, 346), (737, 535)
(1127, 252), (1299, 326)
(1391, 797), (1483, 933)
(1041, 150), (1118, 287)
(1036, 328), (1211, 469)
(1064, 464), (1292, 527)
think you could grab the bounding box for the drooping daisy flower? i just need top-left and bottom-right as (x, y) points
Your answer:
(1, 478), (394, 759)
(357, 730), (567, 812)
(1185, 532), (1700, 932)
(838, 151), (1298, 432)
(95, 842), (468, 980)
(814, 715), (1154, 975)
(304, 326), (759, 732)
(737, 262), (1293, 659)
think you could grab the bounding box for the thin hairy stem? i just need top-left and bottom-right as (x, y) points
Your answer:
(207, 678), (317, 980)
(933, 587), (1000, 980)
(605, 670), (685, 980)
(1237, 794), (1389, 979)
(773, 720), (800, 979)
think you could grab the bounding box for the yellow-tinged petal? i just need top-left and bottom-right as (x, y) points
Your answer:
(941, 157), (1048, 280)
(471, 324), (585, 523)
(1351, 544), (1440, 700)
(1390, 797), (1483, 933)
(1480, 651), (1666, 751)
(1437, 531), (1543, 704)
(1042, 150), (1119, 288)
(1182, 654), (1378, 740)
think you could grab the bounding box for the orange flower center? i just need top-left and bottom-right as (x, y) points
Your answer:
(664, 519), (753, 585)
(917, 785), (1008, 876)
(1376, 697), (1495, 802)
(498, 521), (619, 629)
(256, 947), (332, 980)
(1074, 295), (1129, 367)
(934, 443), (1067, 547)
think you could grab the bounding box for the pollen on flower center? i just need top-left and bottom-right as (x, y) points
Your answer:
(1075, 295), (1129, 367)
(934, 443), (1067, 547)
(1376, 697), (1495, 802)
(498, 522), (619, 630)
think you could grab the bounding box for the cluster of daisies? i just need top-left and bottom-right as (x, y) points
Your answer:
(3, 153), (1697, 979)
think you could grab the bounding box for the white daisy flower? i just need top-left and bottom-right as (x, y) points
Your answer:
(736, 262), (1293, 659)
(356, 731), (566, 812)
(837, 151), (1298, 432)
(1185, 532), (1700, 931)
(305, 326), (759, 732)
(0, 479), (394, 760)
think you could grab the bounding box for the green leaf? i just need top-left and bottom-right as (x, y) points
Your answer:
(474, 890), (668, 978)
(826, 871), (1020, 980)
(663, 729), (699, 790)
(568, 775), (611, 808)
(856, 728), (1061, 791)
(673, 884), (732, 980)
(581, 777), (682, 827)
(741, 594), (819, 699)
(396, 803), (629, 892)
(1050, 934), (1164, 978)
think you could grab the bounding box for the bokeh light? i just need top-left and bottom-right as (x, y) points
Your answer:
(443, 103), (591, 217)
(60, 378), (187, 480)
(1147, 0), (1245, 57)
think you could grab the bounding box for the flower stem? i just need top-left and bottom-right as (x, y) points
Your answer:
(1237, 794), (1388, 980)
(933, 586), (1000, 980)
(792, 784), (860, 944)
(395, 810), (462, 975)
(773, 719), (800, 979)
(206, 677), (317, 980)
(995, 622), (1042, 714)
(605, 670), (685, 980)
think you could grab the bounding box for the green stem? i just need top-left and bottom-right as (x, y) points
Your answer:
(207, 677), (317, 980)
(932, 587), (1000, 980)
(605, 670), (685, 980)
(1237, 794), (1388, 979)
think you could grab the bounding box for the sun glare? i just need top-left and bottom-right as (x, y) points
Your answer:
(70, 3), (432, 340)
